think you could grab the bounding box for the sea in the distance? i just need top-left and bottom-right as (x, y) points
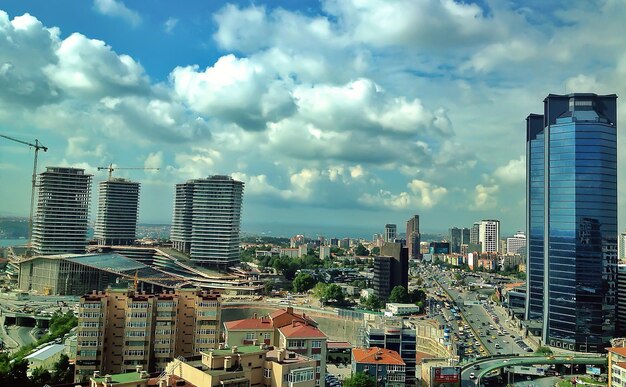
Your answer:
(0, 239), (29, 247)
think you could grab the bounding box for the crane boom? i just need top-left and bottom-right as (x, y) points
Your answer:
(0, 134), (48, 244)
(97, 163), (160, 180)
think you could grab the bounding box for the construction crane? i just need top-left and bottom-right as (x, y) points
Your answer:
(97, 163), (160, 180)
(0, 134), (48, 242)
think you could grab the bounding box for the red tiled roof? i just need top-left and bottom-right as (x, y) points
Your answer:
(270, 307), (317, 328)
(352, 347), (405, 366)
(615, 362), (626, 369)
(608, 347), (626, 357)
(224, 318), (274, 330)
(327, 341), (352, 349)
(279, 321), (327, 339)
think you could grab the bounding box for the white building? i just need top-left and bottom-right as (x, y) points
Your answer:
(506, 231), (526, 256)
(478, 220), (500, 253)
(385, 303), (420, 316)
(25, 343), (65, 372)
(384, 224), (397, 243)
(319, 245), (331, 259)
(32, 167), (92, 255)
(170, 175), (244, 269)
(94, 178), (140, 246)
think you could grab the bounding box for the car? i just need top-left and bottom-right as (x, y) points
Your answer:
(473, 364), (480, 370)
(503, 359), (509, 363)
(469, 373), (476, 379)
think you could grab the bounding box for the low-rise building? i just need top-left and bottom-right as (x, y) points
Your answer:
(352, 347), (406, 387)
(385, 303), (420, 316)
(608, 346), (626, 386)
(90, 371), (151, 387)
(25, 343), (65, 372)
(363, 318), (416, 384)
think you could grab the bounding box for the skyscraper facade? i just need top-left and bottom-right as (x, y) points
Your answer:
(32, 167), (92, 255)
(406, 215), (421, 260)
(170, 175), (244, 270)
(373, 242), (408, 300)
(94, 178), (140, 246)
(449, 227), (462, 254)
(525, 93), (618, 352)
(469, 222), (480, 245)
(620, 230), (626, 261)
(384, 224), (397, 243)
(478, 220), (500, 253)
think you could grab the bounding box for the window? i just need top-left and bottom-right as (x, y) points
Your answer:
(264, 333), (271, 340)
(246, 332), (256, 340)
(316, 366), (321, 373)
(197, 329), (216, 335)
(157, 302), (174, 308)
(264, 368), (271, 378)
(289, 369), (314, 382)
(311, 340), (322, 348)
(124, 350), (145, 356)
(126, 331), (146, 337)
(129, 302), (149, 309)
(80, 303), (101, 309)
(287, 339), (305, 348)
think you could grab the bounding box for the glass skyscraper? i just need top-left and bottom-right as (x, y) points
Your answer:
(525, 93), (618, 352)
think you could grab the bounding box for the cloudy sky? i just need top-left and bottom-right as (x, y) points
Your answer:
(0, 0), (625, 237)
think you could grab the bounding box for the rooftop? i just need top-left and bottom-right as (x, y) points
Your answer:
(608, 347), (626, 357)
(353, 347), (405, 366)
(224, 318), (273, 331)
(279, 321), (327, 339)
(208, 345), (266, 357)
(92, 371), (144, 384)
(327, 341), (352, 350)
(25, 343), (64, 361)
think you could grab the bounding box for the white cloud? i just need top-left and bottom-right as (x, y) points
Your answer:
(493, 156), (525, 184)
(144, 151), (163, 170)
(163, 17), (178, 33)
(93, 0), (141, 26)
(472, 184), (499, 210)
(66, 137), (107, 159)
(359, 179), (447, 210)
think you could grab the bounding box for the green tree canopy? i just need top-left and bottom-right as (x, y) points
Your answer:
(388, 285), (410, 303)
(370, 247), (380, 256)
(354, 243), (369, 256)
(360, 294), (383, 311)
(292, 273), (317, 293)
(323, 284), (345, 305)
(343, 372), (376, 387)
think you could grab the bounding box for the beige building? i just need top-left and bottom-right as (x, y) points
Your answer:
(224, 307), (327, 386)
(160, 345), (317, 387)
(75, 288), (221, 381)
(608, 347), (626, 386)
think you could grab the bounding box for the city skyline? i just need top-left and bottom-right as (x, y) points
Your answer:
(1, 1), (626, 235)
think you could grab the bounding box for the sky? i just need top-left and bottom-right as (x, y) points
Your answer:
(0, 0), (625, 237)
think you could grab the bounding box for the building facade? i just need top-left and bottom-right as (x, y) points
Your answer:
(406, 215), (421, 260)
(470, 222), (480, 245)
(384, 224), (397, 243)
(618, 264), (626, 336)
(620, 230), (626, 261)
(32, 167), (92, 255)
(506, 231), (527, 256)
(478, 220), (500, 253)
(74, 289), (221, 381)
(352, 347), (406, 387)
(363, 320), (416, 385)
(525, 93), (618, 352)
(94, 178), (140, 246)
(170, 175), (244, 269)
(373, 242), (408, 300)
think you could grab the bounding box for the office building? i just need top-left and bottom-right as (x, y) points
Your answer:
(506, 231), (527, 256)
(94, 178), (140, 246)
(620, 230), (626, 260)
(32, 167), (92, 255)
(449, 227), (462, 254)
(372, 242), (408, 300)
(74, 288), (221, 381)
(352, 347), (406, 387)
(469, 222), (480, 245)
(478, 220), (500, 253)
(170, 175), (244, 269)
(384, 224), (397, 243)
(618, 264), (626, 336)
(525, 93), (618, 352)
(406, 215), (421, 260)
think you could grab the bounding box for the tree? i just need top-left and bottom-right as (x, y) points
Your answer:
(31, 367), (52, 386)
(535, 346), (553, 356)
(323, 284), (345, 305)
(51, 354), (73, 384)
(370, 247), (380, 256)
(292, 273), (317, 293)
(355, 243), (369, 256)
(388, 285), (410, 303)
(312, 283), (328, 299)
(408, 288), (426, 305)
(263, 280), (275, 295)
(360, 294), (383, 311)
(343, 372), (376, 387)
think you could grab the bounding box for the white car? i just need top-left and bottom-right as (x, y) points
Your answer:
(469, 373), (476, 379)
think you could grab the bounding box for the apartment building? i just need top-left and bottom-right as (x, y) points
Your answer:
(352, 347), (406, 387)
(157, 345), (317, 387)
(75, 288), (221, 381)
(224, 307), (326, 386)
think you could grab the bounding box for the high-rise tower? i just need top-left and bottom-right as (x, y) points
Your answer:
(479, 220), (500, 253)
(171, 175), (244, 270)
(94, 178), (140, 246)
(525, 93), (618, 352)
(384, 224), (397, 243)
(32, 167), (92, 255)
(406, 215), (420, 260)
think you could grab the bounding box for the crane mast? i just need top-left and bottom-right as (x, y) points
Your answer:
(97, 163), (160, 180)
(0, 134), (48, 244)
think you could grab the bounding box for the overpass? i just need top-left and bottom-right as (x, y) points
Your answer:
(2, 311), (53, 328)
(461, 355), (607, 385)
